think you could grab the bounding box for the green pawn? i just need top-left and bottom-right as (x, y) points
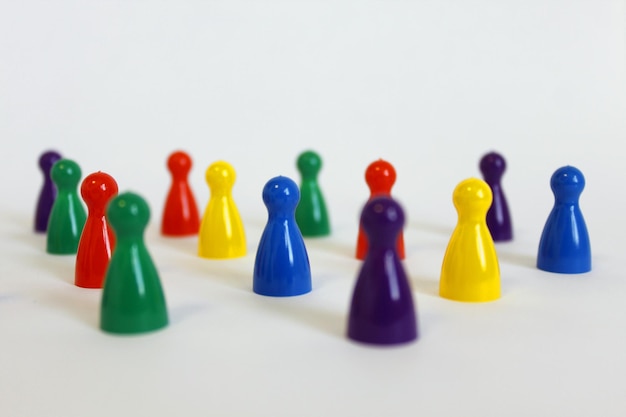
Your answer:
(46, 159), (87, 254)
(295, 150), (330, 237)
(100, 192), (168, 334)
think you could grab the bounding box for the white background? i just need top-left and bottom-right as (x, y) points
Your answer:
(1, 1), (625, 416)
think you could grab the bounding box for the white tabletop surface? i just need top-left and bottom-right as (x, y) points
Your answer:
(1, 1), (625, 416)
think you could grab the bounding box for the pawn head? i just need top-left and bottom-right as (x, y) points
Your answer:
(107, 192), (150, 237)
(206, 161), (236, 190)
(479, 151), (506, 182)
(81, 172), (119, 211)
(360, 196), (405, 245)
(452, 178), (493, 219)
(550, 165), (585, 202)
(296, 150), (322, 178)
(39, 150), (62, 173)
(262, 176), (300, 213)
(50, 159), (82, 189)
(167, 150), (192, 176)
(365, 159), (397, 195)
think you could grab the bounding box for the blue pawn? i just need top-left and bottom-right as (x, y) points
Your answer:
(537, 166), (591, 274)
(253, 176), (312, 296)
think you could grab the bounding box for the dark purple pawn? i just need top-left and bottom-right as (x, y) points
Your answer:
(480, 151), (513, 241)
(347, 196), (418, 346)
(34, 150), (62, 232)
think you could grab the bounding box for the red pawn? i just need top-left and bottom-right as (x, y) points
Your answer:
(161, 150), (200, 236)
(75, 172), (118, 288)
(356, 159), (405, 260)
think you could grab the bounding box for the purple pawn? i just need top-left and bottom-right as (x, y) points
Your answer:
(34, 150), (62, 232)
(479, 151), (513, 241)
(347, 196), (418, 345)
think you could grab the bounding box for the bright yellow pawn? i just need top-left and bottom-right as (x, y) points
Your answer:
(198, 161), (246, 259)
(440, 178), (500, 302)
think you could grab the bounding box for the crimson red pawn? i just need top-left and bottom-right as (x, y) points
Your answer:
(75, 172), (118, 288)
(161, 151), (200, 236)
(355, 159), (405, 259)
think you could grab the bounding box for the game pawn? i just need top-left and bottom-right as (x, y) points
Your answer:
(356, 159), (405, 260)
(75, 172), (118, 288)
(46, 159), (87, 254)
(479, 151), (513, 241)
(347, 196), (418, 345)
(253, 176), (312, 297)
(34, 150), (62, 233)
(100, 192), (168, 334)
(295, 150), (330, 237)
(198, 161), (246, 258)
(161, 150), (200, 236)
(439, 178), (501, 302)
(537, 166), (591, 274)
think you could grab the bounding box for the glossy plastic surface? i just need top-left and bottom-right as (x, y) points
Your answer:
(75, 172), (118, 288)
(46, 159), (87, 254)
(295, 150), (330, 237)
(100, 192), (168, 334)
(198, 161), (246, 258)
(253, 176), (312, 297)
(440, 178), (501, 302)
(348, 196), (418, 345)
(479, 151), (513, 241)
(356, 159), (405, 260)
(161, 150), (200, 236)
(34, 150), (62, 233)
(537, 166), (591, 274)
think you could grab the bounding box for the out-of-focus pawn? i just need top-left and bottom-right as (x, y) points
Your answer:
(347, 196), (418, 345)
(537, 166), (591, 274)
(198, 161), (246, 258)
(75, 172), (118, 288)
(295, 150), (330, 237)
(440, 178), (500, 302)
(35, 150), (62, 233)
(479, 151), (512, 241)
(356, 159), (405, 260)
(161, 150), (200, 236)
(46, 159), (87, 254)
(253, 176), (312, 297)
(100, 192), (168, 334)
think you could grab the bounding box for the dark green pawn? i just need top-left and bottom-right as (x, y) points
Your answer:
(295, 150), (330, 237)
(100, 192), (168, 335)
(46, 159), (87, 254)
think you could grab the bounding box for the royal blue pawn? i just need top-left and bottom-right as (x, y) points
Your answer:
(537, 166), (591, 274)
(253, 176), (312, 297)
(479, 151), (512, 241)
(347, 196), (418, 345)
(34, 150), (62, 232)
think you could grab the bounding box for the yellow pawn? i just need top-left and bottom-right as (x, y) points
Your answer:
(198, 161), (246, 259)
(439, 178), (500, 302)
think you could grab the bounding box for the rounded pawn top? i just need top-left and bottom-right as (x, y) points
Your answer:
(107, 192), (150, 237)
(206, 161), (236, 191)
(365, 159), (396, 195)
(479, 151), (506, 182)
(453, 178), (493, 219)
(167, 150), (192, 177)
(550, 165), (585, 202)
(51, 159), (82, 189)
(263, 176), (300, 213)
(361, 196), (405, 247)
(39, 150), (62, 172)
(81, 172), (119, 211)
(296, 150), (322, 178)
